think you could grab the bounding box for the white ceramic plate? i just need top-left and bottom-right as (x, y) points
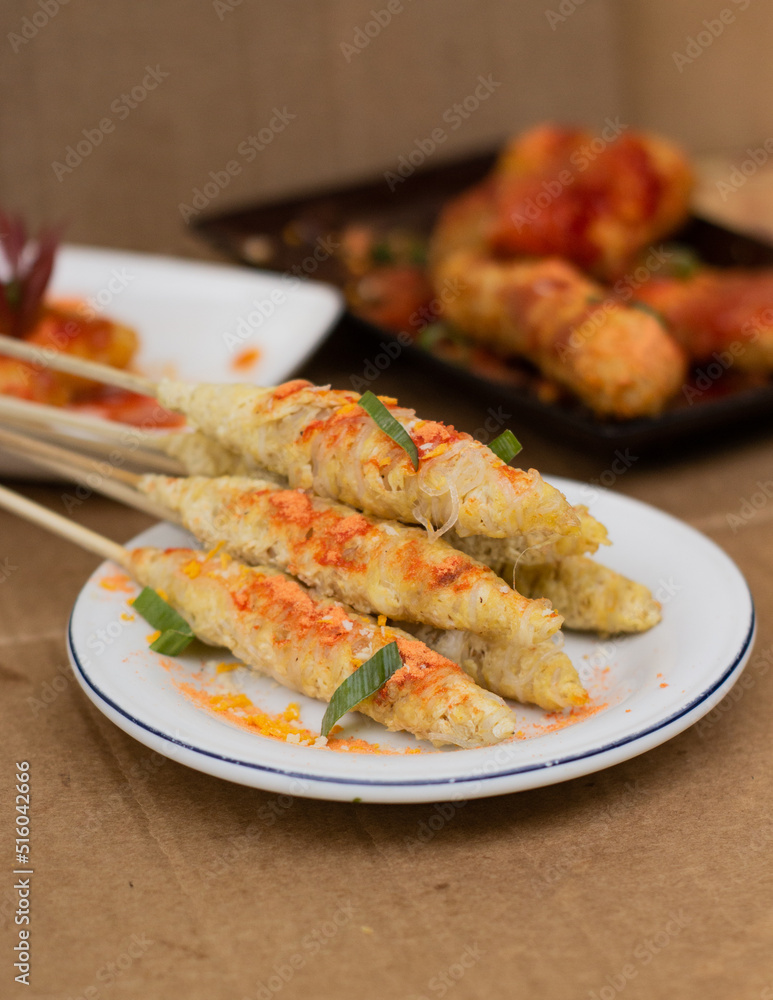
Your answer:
(66, 478), (755, 803)
(2, 244), (343, 477)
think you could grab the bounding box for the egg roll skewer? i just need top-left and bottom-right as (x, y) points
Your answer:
(0, 421), (560, 646)
(448, 508), (660, 633)
(138, 474), (562, 646)
(0, 335), (580, 543)
(0, 482), (516, 748)
(401, 623), (587, 711)
(512, 556), (661, 634)
(129, 547), (516, 748)
(154, 378), (579, 540)
(450, 504), (610, 570)
(0, 431), (572, 706)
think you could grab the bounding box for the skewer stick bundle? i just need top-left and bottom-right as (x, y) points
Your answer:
(0, 481), (516, 748)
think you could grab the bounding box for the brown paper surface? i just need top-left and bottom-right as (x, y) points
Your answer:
(1, 346), (772, 1000)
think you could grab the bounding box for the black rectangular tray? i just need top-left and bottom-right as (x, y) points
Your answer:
(193, 149), (773, 452)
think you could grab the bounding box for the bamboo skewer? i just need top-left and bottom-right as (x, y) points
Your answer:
(20, 424), (185, 474)
(0, 426), (137, 485)
(0, 483), (130, 568)
(0, 332), (156, 396)
(0, 427), (175, 521)
(0, 395), (186, 474)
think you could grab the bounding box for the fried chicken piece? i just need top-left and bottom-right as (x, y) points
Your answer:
(489, 123), (694, 281)
(634, 269), (773, 371)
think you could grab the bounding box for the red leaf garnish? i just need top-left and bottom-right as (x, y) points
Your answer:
(0, 211), (61, 338)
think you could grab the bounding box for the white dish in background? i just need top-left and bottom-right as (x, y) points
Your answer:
(2, 243), (344, 477)
(66, 478), (755, 803)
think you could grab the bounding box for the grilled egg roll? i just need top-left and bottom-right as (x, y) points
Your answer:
(153, 429), (252, 477)
(403, 624), (587, 711)
(155, 378), (579, 540)
(129, 547), (516, 748)
(139, 475), (562, 646)
(512, 556), (662, 634)
(450, 503), (610, 571)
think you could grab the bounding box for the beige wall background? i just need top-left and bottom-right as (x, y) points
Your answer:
(0, 0), (769, 255)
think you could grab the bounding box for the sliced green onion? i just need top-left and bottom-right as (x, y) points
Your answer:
(150, 629), (195, 655)
(489, 429), (522, 464)
(132, 586), (195, 655)
(417, 322), (448, 350)
(321, 641), (403, 737)
(358, 390), (419, 469)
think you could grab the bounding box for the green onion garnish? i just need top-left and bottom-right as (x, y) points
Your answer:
(358, 390), (419, 470)
(489, 429), (522, 463)
(150, 629), (195, 655)
(321, 641), (403, 737)
(132, 586), (195, 655)
(417, 322), (448, 350)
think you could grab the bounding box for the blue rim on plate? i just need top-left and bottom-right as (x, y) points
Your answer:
(66, 596), (755, 791)
(64, 478), (758, 802)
